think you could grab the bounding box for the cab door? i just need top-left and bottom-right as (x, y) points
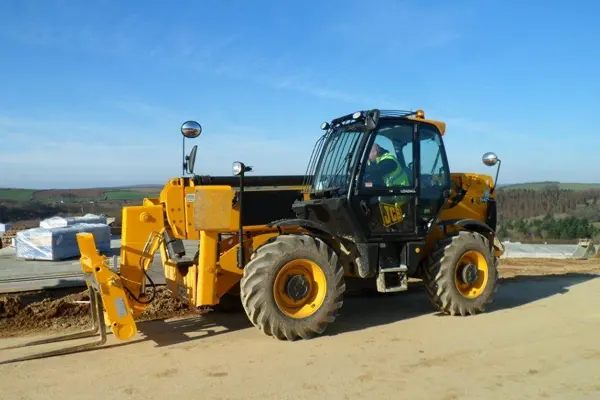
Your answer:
(350, 119), (420, 241)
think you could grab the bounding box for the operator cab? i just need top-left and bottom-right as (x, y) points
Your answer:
(295, 109), (451, 243)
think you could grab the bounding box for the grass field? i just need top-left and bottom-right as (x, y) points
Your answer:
(104, 190), (158, 201)
(0, 187), (159, 203)
(0, 189), (35, 201)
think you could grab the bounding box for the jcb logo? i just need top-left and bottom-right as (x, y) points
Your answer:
(478, 189), (491, 204)
(379, 202), (404, 227)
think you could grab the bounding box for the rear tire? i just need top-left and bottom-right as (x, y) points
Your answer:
(423, 230), (498, 316)
(240, 234), (345, 341)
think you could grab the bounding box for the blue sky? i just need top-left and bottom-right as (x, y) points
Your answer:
(1, 0), (599, 189)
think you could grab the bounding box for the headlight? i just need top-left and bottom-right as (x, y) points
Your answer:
(232, 161), (243, 176)
(352, 111), (362, 119)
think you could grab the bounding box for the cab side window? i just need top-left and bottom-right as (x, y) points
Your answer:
(419, 126), (448, 199)
(361, 124), (413, 189)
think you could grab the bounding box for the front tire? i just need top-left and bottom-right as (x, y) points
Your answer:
(240, 234), (345, 341)
(423, 230), (498, 316)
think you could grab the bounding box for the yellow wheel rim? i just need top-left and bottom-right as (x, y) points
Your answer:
(273, 259), (327, 319)
(454, 250), (489, 299)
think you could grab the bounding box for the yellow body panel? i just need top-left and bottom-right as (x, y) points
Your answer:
(196, 231), (218, 305)
(184, 185), (201, 240)
(119, 204), (165, 299)
(439, 172), (495, 222)
(159, 178), (188, 238)
(193, 186), (236, 231)
(211, 231), (281, 305)
(426, 172), (504, 258)
(406, 114), (446, 135)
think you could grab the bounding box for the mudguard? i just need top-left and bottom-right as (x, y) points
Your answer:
(268, 218), (336, 238)
(440, 218), (504, 256)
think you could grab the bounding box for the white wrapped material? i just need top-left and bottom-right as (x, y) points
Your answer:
(15, 223), (111, 261)
(0, 222), (13, 235)
(40, 213), (107, 229)
(39, 216), (69, 229)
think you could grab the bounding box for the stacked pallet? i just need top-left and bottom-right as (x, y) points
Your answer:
(14, 214), (111, 261)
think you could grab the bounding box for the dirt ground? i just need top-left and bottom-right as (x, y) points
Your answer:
(0, 286), (200, 338)
(497, 256), (600, 276)
(1, 257), (599, 339)
(1, 258), (599, 399)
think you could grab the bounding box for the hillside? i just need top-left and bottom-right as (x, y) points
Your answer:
(2, 181), (600, 240)
(494, 182), (600, 242)
(499, 181), (600, 191)
(0, 186), (160, 203)
(0, 186), (162, 229)
(495, 183), (600, 221)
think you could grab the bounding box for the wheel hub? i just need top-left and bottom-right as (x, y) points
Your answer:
(286, 274), (310, 301)
(460, 264), (479, 285)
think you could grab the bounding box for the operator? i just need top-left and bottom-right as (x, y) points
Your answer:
(365, 143), (410, 223)
(366, 143), (409, 188)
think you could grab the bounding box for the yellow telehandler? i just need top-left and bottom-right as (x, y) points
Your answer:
(7, 108), (504, 361)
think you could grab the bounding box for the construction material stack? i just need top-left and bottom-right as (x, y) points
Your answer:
(15, 213), (111, 261)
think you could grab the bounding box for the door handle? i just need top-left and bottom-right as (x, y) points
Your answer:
(360, 200), (370, 216)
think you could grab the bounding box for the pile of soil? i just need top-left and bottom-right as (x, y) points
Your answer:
(0, 286), (201, 338)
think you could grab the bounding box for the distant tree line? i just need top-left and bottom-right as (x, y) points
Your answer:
(0, 201), (69, 223)
(0, 200), (120, 227)
(496, 185), (600, 221)
(498, 213), (599, 241)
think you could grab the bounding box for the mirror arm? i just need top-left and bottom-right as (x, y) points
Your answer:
(182, 135), (186, 176)
(490, 159), (501, 194)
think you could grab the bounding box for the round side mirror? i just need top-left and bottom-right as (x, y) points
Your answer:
(181, 121), (202, 138)
(482, 152), (498, 167)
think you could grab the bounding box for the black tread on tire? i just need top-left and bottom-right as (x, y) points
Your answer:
(423, 230), (499, 316)
(240, 234), (346, 341)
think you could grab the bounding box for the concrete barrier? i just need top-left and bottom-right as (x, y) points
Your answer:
(571, 239), (596, 260)
(500, 243), (579, 259)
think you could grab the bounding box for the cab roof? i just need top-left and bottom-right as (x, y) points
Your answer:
(327, 109), (446, 135)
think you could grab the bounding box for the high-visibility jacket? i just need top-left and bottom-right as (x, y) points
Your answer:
(373, 152), (410, 216)
(375, 152), (409, 187)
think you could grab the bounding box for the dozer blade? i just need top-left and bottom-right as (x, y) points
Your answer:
(0, 285), (107, 365)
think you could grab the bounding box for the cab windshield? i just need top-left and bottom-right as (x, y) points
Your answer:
(306, 118), (449, 198)
(309, 123), (365, 195)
